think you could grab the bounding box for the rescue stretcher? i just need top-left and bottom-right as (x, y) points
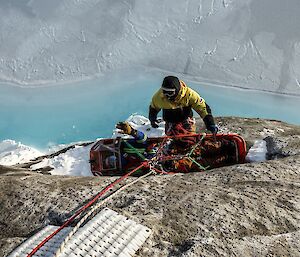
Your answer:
(90, 133), (247, 176)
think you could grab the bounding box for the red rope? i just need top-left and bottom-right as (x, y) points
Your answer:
(162, 132), (234, 140)
(162, 132), (200, 140)
(27, 133), (213, 256)
(156, 135), (168, 154)
(27, 162), (147, 257)
(151, 166), (175, 175)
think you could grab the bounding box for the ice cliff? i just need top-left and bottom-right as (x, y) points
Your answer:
(0, 0), (300, 95)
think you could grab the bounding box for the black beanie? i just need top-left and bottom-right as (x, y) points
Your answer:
(161, 76), (181, 92)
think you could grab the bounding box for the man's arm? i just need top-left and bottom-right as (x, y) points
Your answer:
(149, 106), (160, 128)
(149, 92), (162, 128)
(188, 88), (218, 134)
(202, 104), (218, 134)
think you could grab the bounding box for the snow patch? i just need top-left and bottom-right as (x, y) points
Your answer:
(0, 140), (43, 166)
(246, 140), (267, 162)
(112, 114), (165, 138)
(260, 128), (275, 137)
(31, 144), (93, 176)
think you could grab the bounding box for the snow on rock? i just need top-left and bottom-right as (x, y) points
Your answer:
(112, 114), (165, 138)
(31, 144), (93, 176)
(246, 139), (267, 162)
(260, 128), (276, 137)
(0, 140), (43, 166)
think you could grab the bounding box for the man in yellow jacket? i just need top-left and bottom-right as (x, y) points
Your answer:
(149, 76), (218, 135)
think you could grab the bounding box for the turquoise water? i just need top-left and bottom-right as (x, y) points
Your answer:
(190, 82), (300, 124)
(1, 71), (300, 149)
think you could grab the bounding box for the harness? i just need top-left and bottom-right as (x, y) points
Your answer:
(122, 133), (208, 174)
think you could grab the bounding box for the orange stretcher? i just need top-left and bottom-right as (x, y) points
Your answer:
(89, 133), (247, 176)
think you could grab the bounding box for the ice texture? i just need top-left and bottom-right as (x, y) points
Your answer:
(0, 0), (300, 95)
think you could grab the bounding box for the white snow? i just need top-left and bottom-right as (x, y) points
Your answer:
(246, 140), (267, 163)
(112, 114), (165, 139)
(31, 144), (93, 177)
(0, 140), (43, 166)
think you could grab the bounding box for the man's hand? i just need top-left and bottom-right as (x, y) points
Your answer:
(116, 122), (132, 135)
(207, 124), (218, 134)
(149, 106), (160, 128)
(207, 124), (218, 141)
(203, 115), (218, 136)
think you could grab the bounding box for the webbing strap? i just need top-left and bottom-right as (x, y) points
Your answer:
(188, 133), (206, 157)
(124, 134), (208, 172)
(186, 133), (208, 170)
(123, 148), (145, 153)
(123, 141), (146, 161)
(187, 157), (209, 170)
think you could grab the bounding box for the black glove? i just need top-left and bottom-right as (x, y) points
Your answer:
(149, 106), (160, 128)
(203, 115), (217, 134)
(207, 124), (218, 134)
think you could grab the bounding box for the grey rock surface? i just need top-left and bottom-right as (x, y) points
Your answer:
(0, 117), (300, 257)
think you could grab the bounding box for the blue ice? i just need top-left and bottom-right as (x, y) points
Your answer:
(1, 69), (300, 150)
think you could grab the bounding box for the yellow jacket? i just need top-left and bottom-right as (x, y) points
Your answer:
(150, 81), (210, 120)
